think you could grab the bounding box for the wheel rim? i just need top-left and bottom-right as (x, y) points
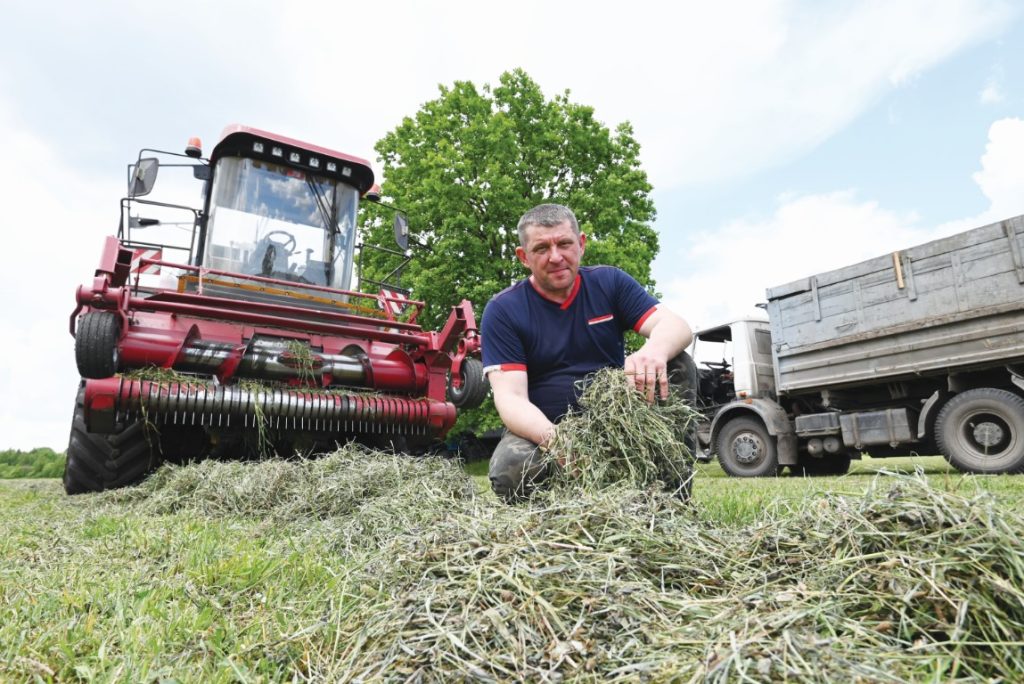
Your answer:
(958, 410), (1014, 459)
(449, 367), (468, 401)
(732, 431), (765, 466)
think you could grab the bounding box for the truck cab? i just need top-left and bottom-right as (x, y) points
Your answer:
(691, 315), (888, 476)
(690, 317), (775, 406)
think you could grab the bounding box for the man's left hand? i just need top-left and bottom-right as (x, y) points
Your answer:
(624, 348), (668, 403)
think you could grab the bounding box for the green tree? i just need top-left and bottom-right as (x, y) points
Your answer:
(0, 447), (64, 478)
(360, 69), (659, 433)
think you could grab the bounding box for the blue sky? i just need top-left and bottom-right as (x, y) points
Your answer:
(1, 0), (1023, 449)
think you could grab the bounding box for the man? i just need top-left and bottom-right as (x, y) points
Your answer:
(482, 203), (694, 502)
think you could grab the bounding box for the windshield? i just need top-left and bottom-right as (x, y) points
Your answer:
(203, 157), (358, 288)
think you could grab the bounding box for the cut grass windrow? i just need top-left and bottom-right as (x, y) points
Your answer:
(3, 370), (1024, 681)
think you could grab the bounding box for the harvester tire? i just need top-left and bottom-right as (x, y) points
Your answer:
(448, 357), (488, 409)
(75, 312), (120, 379)
(63, 385), (157, 494)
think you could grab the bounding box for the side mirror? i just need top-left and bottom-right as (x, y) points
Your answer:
(129, 158), (159, 197)
(394, 213), (410, 250)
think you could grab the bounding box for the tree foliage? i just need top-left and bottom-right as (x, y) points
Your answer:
(0, 447), (64, 478)
(361, 69), (658, 327)
(359, 69), (658, 433)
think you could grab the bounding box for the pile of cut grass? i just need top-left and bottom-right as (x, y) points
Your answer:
(291, 474), (1021, 682)
(75, 371), (1024, 682)
(105, 445), (474, 525)
(545, 367), (699, 495)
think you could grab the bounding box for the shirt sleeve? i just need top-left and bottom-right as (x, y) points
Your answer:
(612, 268), (660, 332)
(480, 296), (528, 374)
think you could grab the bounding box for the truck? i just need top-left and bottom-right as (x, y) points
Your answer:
(691, 214), (1024, 476)
(65, 125), (487, 493)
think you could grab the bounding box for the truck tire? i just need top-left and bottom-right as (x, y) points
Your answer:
(75, 312), (120, 379)
(63, 385), (157, 494)
(935, 388), (1024, 474)
(716, 417), (780, 477)
(448, 357), (489, 409)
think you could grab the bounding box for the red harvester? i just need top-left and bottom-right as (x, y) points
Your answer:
(65, 125), (486, 493)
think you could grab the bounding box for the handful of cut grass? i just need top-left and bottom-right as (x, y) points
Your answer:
(544, 367), (701, 495)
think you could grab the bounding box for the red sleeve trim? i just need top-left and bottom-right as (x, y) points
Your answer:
(483, 362), (527, 376)
(632, 305), (658, 332)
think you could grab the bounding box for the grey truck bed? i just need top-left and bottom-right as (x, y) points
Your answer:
(765, 214), (1024, 394)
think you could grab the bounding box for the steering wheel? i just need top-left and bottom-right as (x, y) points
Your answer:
(263, 230), (297, 253)
(243, 230), (299, 278)
(702, 360), (731, 370)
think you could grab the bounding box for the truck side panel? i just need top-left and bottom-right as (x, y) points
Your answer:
(766, 215), (1024, 394)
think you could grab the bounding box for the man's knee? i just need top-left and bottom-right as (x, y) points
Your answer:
(488, 432), (549, 503)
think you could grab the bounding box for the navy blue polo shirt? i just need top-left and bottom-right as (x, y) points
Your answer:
(481, 265), (659, 422)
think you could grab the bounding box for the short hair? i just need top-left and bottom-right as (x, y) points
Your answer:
(516, 203), (580, 246)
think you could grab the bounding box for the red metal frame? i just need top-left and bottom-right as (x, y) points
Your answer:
(72, 236), (480, 439)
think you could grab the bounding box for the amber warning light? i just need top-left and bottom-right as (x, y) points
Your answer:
(184, 137), (202, 158)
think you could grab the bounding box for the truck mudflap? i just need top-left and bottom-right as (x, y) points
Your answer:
(710, 398), (798, 465)
(83, 377), (457, 438)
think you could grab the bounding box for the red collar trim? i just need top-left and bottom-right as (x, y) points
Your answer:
(529, 274), (581, 310)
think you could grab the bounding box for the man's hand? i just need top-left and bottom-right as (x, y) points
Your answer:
(624, 348), (668, 403)
(627, 305), (694, 403)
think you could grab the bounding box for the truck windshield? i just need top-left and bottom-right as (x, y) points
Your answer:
(203, 157), (358, 288)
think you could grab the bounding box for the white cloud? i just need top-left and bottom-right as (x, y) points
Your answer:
(980, 63), (1007, 104)
(0, 105), (122, 450)
(662, 192), (924, 330)
(260, 0), (1013, 188)
(980, 80), (1006, 104)
(930, 117), (1024, 235)
(664, 117), (1024, 332)
(971, 118), (1024, 217)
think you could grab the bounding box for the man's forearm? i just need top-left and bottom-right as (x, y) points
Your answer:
(493, 395), (556, 446)
(640, 313), (692, 360)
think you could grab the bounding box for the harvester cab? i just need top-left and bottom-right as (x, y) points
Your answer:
(64, 125), (488, 494)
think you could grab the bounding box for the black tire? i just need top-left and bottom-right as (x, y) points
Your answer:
(63, 384), (158, 494)
(792, 453), (852, 476)
(75, 312), (120, 379)
(716, 417), (780, 477)
(448, 357), (489, 409)
(666, 351), (698, 404)
(935, 388), (1024, 474)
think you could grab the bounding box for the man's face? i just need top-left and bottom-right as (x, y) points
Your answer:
(516, 220), (586, 299)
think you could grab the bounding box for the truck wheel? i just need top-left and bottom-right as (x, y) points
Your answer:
(75, 312), (120, 379)
(716, 417), (780, 477)
(935, 388), (1024, 474)
(448, 357), (489, 409)
(63, 385), (158, 494)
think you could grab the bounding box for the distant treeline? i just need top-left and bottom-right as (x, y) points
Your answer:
(0, 448), (64, 479)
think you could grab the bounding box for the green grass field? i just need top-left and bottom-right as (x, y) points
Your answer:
(3, 454), (1023, 681)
